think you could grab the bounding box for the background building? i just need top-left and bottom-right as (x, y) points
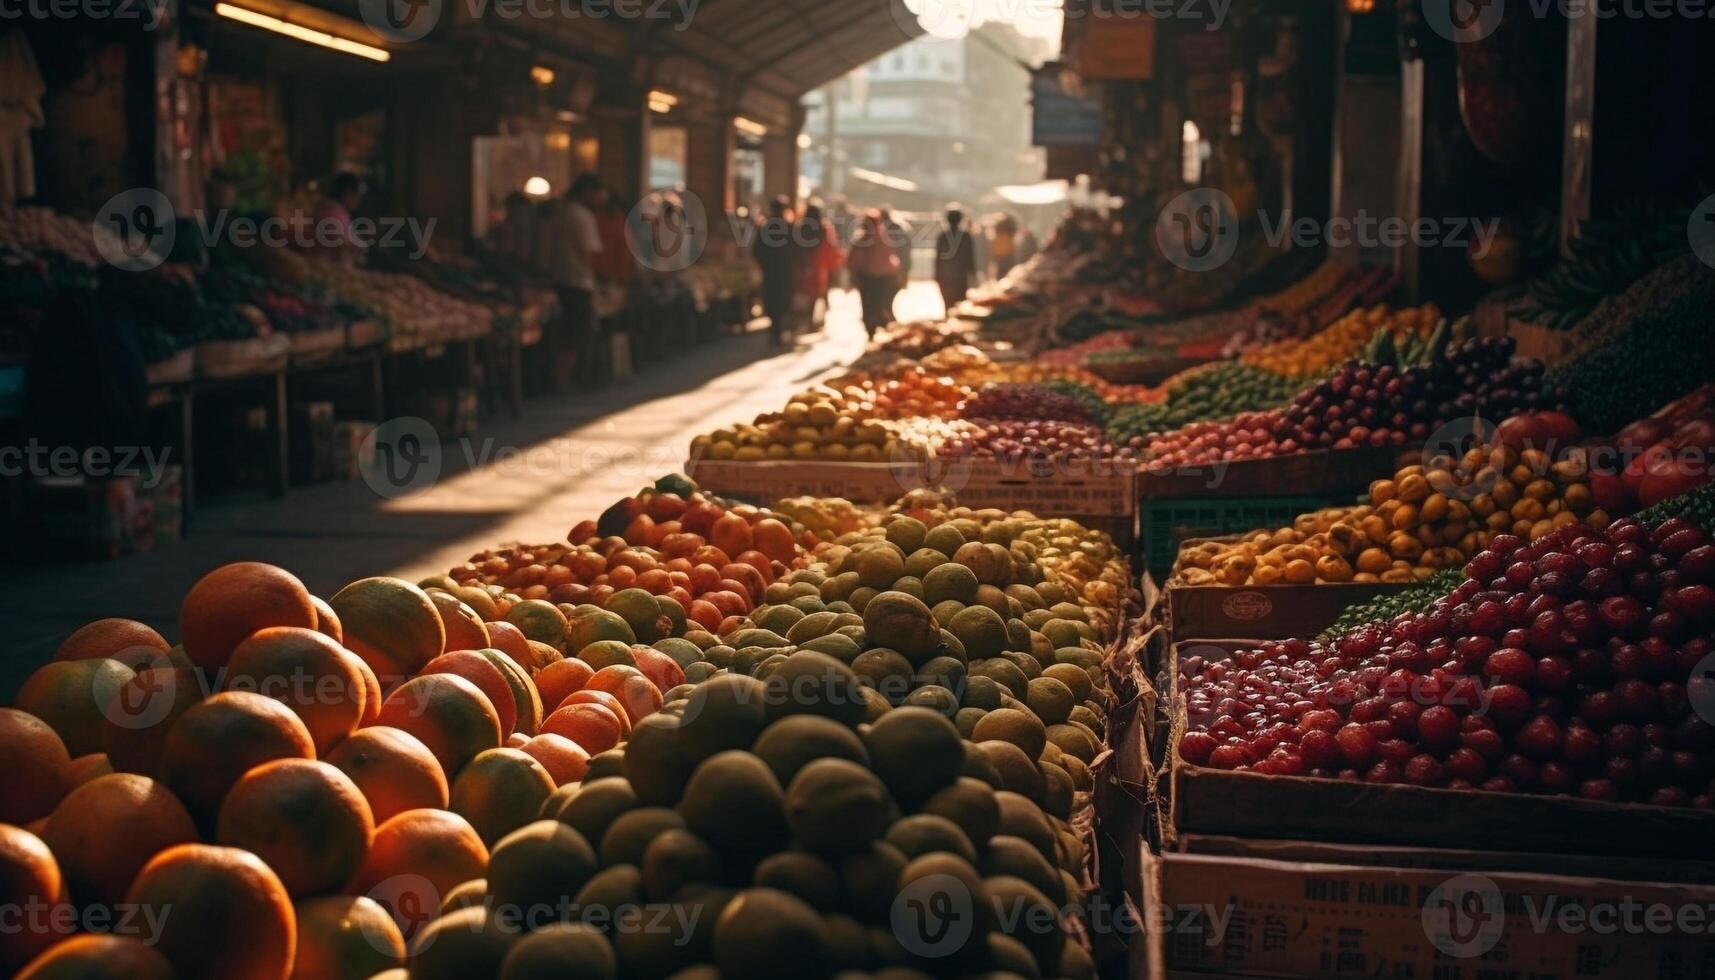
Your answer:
(801, 23), (1050, 219)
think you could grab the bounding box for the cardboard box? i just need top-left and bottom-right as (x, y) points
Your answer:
(685, 457), (1137, 518)
(29, 476), (139, 560)
(1175, 834), (1715, 885)
(1137, 446), (1405, 501)
(331, 421), (378, 482)
(1161, 641), (1715, 860)
(1166, 578), (1415, 640)
(1140, 849), (1715, 980)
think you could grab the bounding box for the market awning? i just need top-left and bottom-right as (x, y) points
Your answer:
(656, 0), (924, 100)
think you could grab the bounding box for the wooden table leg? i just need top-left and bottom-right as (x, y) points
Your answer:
(371, 350), (386, 422)
(271, 370), (289, 497)
(180, 388), (196, 528)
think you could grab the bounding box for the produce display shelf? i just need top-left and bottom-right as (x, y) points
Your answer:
(1139, 495), (1338, 576)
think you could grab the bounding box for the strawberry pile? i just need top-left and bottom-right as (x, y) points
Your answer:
(1179, 517), (1715, 807)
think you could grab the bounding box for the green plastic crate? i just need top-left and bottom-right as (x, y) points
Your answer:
(1140, 495), (1345, 577)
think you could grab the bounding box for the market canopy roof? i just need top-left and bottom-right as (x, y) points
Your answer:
(656, 0), (925, 99)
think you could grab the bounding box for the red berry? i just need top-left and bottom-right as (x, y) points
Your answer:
(1335, 724), (1378, 767)
(1300, 729), (1339, 769)
(1417, 705), (1459, 750)
(1579, 779), (1620, 801)
(1179, 731), (1218, 766)
(1208, 744), (1253, 770)
(1366, 760), (1403, 784)
(1404, 754), (1446, 787)
(1515, 715), (1564, 761)
(1445, 747), (1488, 783)
(1485, 684), (1533, 728)
(1482, 648), (1537, 687)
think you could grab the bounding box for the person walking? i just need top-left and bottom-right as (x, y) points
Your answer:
(794, 202), (844, 329)
(545, 175), (606, 387)
(848, 210), (901, 337)
(752, 196), (798, 346)
(881, 206), (912, 299)
(989, 212), (1019, 281)
(933, 206), (978, 316)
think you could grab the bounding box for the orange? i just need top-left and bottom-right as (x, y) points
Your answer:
(631, 647), (686, 694)
(329, 578), (446, 685)
(52, 618), (169, 663)
(419, 651), (517, 738)
(15, 659), (137, 757)
(429, 592), (490, 653)
(347, 651), (383, 726)
(483, 621), (534, 672)
(474, 649), (542, 737)
(0, 709), (73, 823)
(218, 759), (374, 898)
(224, 627), (368, 755)
(310, 594), (344, 644)
(751, 518), (798, 563)
(66, 754), (112, 786)
(346, 809), (488, 940)
(553, 689), (631, 734)
(524, 640), (565, 673)
(324, 727), (449, 825)
(291, 895), (405, 980)
(123, 843), (296, 980)
(179, 561), (317, 670)
(448, 748), (556, 846)
(519, 733), (589, 786)
(373, 674), (503, 779)
(103, 666), (208, 777)
(532, 658), (593, 713)
(584, 665), (662, 725)
(40, 773), (197, 906)
(0, 824), (66, 971)
(16, 935), (174, 980)
(157, 691), (316, 832)
(539, 703), (624, 755)
(450, 585), (500, 622)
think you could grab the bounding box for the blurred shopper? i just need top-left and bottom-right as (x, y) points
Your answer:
(848, 210), (901, 337)
(795, 202), (844, 329)
(489, 191), (538, 265)
(546, 174), (606, 386)
(933, 206), (979, 315)
(592, 190), (633, 287)
(989, 212), (1019, 280)
(309, 172), (367, 265)
(1016, 225), (1039, 265)
(881, 206), (912, 295)
(753, 196), (798, 346)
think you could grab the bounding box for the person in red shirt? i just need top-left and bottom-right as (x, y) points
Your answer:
(847, 210), (901, 337)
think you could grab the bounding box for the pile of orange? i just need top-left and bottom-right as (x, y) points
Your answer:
(2, 552), (675, 978)
(450, 489), (812, 637)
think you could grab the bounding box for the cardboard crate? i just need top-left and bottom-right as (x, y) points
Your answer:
(1166, 578), (1415, 640)
(1138, 848), (1715, 980)
(1161, 640), (1715, 860)
(1136, 446), (1405, 501)
(686, 456), (1137, 519)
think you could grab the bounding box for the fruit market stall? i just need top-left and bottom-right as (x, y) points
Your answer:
(2, 476), (1143, 979)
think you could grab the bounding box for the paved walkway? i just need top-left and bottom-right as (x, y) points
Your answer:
(0, 284), (947, 695)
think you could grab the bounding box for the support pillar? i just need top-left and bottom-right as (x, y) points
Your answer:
(685, 116), (736, 214)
